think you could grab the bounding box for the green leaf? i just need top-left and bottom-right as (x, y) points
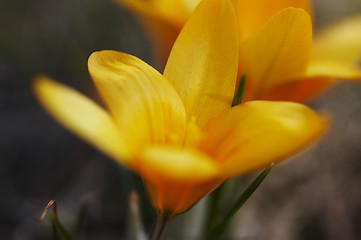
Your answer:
(231, 74), (246, 107)
(207, 163), (273, 240)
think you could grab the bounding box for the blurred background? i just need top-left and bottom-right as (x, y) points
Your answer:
(1, 0), (361, 239)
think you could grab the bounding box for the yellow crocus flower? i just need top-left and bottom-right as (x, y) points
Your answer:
(117, 0), (361, 102)
(33, 0), (325, 215)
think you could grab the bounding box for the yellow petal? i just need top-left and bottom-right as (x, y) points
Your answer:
(307, 58), (361, 80)
(182, 0), (201, 13)
(312, 15), (361, 64)
(33, 75), (131, 165)
(88, 50), (187, 148)
(239, 7), (312, 101)
(138, 146), (222, 214)
(201, 101), (326, 177)
(164, 0), (238, 128)
(138, 146), (219, 181)
(231, 0), (312, 43)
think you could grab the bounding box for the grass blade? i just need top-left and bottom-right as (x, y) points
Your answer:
(207, 163), (273, 239)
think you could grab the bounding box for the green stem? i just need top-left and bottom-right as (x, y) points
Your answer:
(149, 212), (173, 240)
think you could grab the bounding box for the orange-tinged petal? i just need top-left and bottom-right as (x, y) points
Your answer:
(88, 50), (187, 149)
(33, 76), (131, 165)
(116, 0), (189, 28)
(261, 76), (334, 102)
(116, 0), (199, 68)
(201, 101), (326, 177)
(306, 58), (361, 80)
(138, 146), (222, 214)
(240, 7), (312, 101)
(149, 0), (190, 23)
(135, 16), (181, 70)
(144, 175), (222, 215)
(164, 0), (238, 128)
(231, 0), (312, 43)
(312, 15), (361, 64)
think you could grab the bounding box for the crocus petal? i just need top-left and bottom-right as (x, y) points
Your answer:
(138, 146), (222, 214)
(239, 7), (312, 101)
(116, 0), (198, 68)
(182, 0), (201, 13)
(164, 0), (238, 127)
(135, 16), (182, 70)
(33, 76), (131, 165)
(201, 101), (326, 177)
(88, 50), (187, 149)
(138, 146), (219, 181)
(306, 58), (361, 80)
(231, 0), (312, 43)
(116, 0), (189, 27)
(312, 15), (361, 64)
(144, 176), (223, 215)
(261, 76), (334, 102)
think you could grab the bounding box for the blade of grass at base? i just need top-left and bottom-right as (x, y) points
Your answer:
(207, 163), (273, 240)
(37, 200), (74, 240)
(47, 212), (74, 240)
